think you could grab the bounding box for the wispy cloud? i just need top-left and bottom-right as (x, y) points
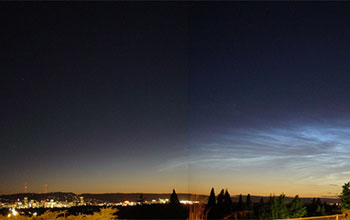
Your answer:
(160, 120), (350, 195)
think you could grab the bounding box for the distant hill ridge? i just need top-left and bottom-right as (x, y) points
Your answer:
(0, 192), (340, 204)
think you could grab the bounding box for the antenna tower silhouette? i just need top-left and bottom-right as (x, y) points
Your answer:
(44, 184), (48, 193)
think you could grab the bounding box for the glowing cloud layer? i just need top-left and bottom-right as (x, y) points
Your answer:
(163, 120), (350, 196)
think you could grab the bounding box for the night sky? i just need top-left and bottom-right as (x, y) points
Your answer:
(2, 2), (350, 197)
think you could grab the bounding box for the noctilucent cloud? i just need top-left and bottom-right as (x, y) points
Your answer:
(178, 120), (350, 197)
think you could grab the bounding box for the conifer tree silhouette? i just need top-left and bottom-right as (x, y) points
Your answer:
(341, 182), (350, 209)
(207, 187), (216, 208)
(238, 194), (244, 211)
(217, 189), (225, 207)
(289, 195), (307, 218)
(246, 194), (253, 210)
(170, 189), (180, 205)
(224, 189), (232, 213)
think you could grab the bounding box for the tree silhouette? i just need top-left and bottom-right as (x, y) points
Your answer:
(206, 188), (217, 220)
(224, 189), (232, 213)
(244, 194), (256, 220)
(310, 198), (325, 216)
(269, 195), (278, 219)
(246, 194), (253, 210)
(308, 198), (318, 216)
(138, 193), (145, 204)
(275, 194), (289, 219)
(207, 188), (216, 208)
(238, 194), (244, 211)
(268, 194), (289, 219)
(217, 189), (225, 207)
(213, 189), (226, 219)
(169, 189), (180, 205)
(316, 203), (326, 216)
(340, 182), (350, 209)
(256, 197), (266, 219)
(289, 195), (307, 218)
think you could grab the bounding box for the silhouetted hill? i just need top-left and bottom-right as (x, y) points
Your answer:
(80, 193), (209, 203)
(230, 195), (339, 204)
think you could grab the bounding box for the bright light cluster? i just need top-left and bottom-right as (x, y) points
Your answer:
(7, 208), (18, 218)
(0, 197), (86, 209)
(180, 200), (200, 205)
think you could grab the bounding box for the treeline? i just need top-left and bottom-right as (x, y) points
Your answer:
(0, 188), (342, 220)
(203, 188), (340, 220)
(117, 190), (187, 219)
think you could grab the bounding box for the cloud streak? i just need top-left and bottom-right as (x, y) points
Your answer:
(161, 120), (350, 196)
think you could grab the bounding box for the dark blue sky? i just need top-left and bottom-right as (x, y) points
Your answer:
(187, 3), (350, 196)
(2, 2), (350, 196)
(190, 4), (350, 131)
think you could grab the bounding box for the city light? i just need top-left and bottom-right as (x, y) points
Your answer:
(7, 208), (19, 217)
(0, 195), (202, 216)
